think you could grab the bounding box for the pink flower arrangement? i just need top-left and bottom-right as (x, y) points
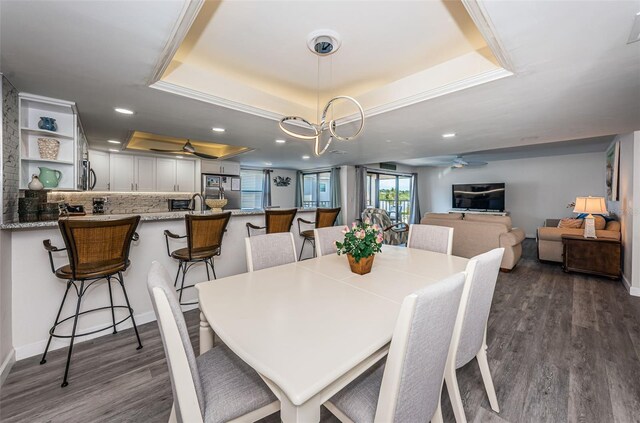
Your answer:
(335, 219), (384, 263)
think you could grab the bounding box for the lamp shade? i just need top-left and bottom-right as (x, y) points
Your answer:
(573, 196), (607, 214)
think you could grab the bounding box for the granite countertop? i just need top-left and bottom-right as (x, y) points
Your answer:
(1, 208), (316, 230)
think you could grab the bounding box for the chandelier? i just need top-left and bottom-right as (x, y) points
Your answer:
(279, 31), (365, 156)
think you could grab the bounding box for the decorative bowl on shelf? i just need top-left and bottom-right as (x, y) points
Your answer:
(205, 198), (228, 212)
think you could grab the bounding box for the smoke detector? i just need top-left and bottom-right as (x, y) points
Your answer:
(307, 30), (342, 56)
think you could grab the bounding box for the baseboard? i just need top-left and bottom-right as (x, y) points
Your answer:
(0, 348), (16, 386)
(622, 274), (640, 297)
(14, 304), (198, 361)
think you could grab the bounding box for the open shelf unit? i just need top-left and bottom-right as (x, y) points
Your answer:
(18, 93), (86, 190)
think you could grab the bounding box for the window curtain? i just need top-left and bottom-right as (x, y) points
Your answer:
(294, 170), (303, 207)
(355, 166), (368, 220)
(330, 167), (342, 225)
(262, 169), (272, 208)
(409, 173), (421, 224)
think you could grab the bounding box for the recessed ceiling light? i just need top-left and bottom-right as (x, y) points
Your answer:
(212, 127), (225, 133)
(108, 148), (119, 152)
(114, 107), (134, 115)
(265, 162), (273, 166)
(302, 155), (310, 160)
(385, 140), (392, 143)
(176, 155), (183, 159)
(107, 140), (121, 144)
(442, 133), (456, 138)
(275, 139), (286, 144)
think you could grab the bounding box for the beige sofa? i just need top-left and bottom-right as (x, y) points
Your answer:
(537, 218), (621, 262)
(419, 213), (526, 271)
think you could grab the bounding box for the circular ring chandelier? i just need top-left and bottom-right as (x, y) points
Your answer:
(279, 31), (365, 157)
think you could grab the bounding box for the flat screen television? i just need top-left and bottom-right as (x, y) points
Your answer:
(452, 183), (505, 211)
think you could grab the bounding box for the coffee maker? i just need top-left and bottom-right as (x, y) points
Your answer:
(92, 197), (107, 214)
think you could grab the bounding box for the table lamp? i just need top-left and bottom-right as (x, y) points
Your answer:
(573, 196), (607, 238)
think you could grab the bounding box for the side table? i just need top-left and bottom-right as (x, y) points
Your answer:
(561, 234), (621, 279)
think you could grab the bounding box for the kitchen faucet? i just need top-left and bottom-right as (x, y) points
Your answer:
(190, 193), (205, 213)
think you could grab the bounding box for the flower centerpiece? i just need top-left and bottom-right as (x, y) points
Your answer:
(336, 219), (384, 275)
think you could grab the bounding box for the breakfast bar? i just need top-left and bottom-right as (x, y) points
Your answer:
(1, 209), (316, 361)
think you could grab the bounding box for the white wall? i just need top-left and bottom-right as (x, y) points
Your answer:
(418, 152), (606, 237)
(607, 132), (640, 295)
(270, 168), (297, 208)
(341, 165), (357, 225)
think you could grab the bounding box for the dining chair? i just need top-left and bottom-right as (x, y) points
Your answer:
(445, 248), (505, 423)
(361, 207), (408, 246)
(314, 225), (348, 257)
(246, 208), (297, 236)
(164, 212), (231, 305)
(297, 207), (341, 260)
(407, 224), (454, 255)
(147, 262), (280, 423)
(41, 216), (142, 387)
(325, 272), (466, 423)
(245, 232), (297, 272)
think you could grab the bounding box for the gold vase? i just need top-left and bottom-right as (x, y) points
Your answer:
(347, 254), (375, 275)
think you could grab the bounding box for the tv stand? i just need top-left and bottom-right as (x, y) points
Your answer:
(450, 210), (509, 217)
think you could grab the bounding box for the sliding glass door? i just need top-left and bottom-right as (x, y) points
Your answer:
(366, 172), (412, 223)
(303, 172), (331, 208)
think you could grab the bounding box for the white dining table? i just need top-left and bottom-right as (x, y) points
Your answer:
(196, 245), (469, 422)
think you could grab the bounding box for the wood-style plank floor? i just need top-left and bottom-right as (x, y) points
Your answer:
(2, 240), (640, 422)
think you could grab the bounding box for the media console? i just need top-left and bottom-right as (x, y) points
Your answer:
(449, 210), (510, 216)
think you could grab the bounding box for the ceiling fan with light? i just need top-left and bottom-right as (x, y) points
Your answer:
(149, 140), (218, 159)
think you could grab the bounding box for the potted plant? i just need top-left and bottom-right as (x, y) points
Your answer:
(336, 219), (384, 275)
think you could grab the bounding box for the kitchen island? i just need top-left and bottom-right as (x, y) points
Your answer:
(1, 208), (316, 360)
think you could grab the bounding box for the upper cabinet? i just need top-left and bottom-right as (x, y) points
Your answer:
(18, 93), (85, 190)
(92, 150), (197, 193)
(201, 160), (240, 176)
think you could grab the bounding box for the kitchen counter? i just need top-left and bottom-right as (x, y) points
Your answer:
(3, 208), (320, 360)
(0, 208), (316, 230)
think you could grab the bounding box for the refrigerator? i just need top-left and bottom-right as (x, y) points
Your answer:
(202, 174), (241, 209)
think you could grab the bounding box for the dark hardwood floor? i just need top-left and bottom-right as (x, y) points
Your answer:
(2, 240), (639, 423)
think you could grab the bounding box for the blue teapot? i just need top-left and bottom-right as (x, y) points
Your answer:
(38, 117), (58, 132)
(38, 167), (62, 188)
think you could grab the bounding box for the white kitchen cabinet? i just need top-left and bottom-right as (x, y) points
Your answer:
(200, 160), (240, 175)
(176, 160), (196, 192)
(156, 158), (177, 192)
(134, 156), (156, 191)
(88, 150), (110, 190)
(109, 154), (135, 192)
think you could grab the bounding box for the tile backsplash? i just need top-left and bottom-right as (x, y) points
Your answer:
(47, 191), (195, 214)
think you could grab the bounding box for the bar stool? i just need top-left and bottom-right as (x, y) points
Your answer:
(164, 212), (231, 305)
(246, 208), (297, 236)
(297, 207), (341, 260)
(41, 216), (142, 388)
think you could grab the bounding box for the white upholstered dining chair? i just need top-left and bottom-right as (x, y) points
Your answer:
(445, 248), (504, 423)
(324, 272), (466, 423)
(147, 262), (280, 423)
(245, 232), (297, 272)
(314, 226), (348, 257)
(407, 224), (454, 254)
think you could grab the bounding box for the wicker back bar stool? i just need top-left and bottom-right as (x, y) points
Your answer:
(297, 207), (341, 260)
(41, 216), (142, 387)
(246, 208), (297, 236)
(165, 212), (231, 305)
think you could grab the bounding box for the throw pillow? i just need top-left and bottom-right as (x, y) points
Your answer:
(558, 218), (583, 229)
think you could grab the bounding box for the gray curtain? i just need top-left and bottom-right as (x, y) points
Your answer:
(409, 173), (421, 224)
(355, 166), (368, 220)
(330, 167), (342, 225)
(262, 169), (272, 208)
(294, 170), (303, 207)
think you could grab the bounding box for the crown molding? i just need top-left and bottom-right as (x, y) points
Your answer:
(462, 0), (515, 72)
(147, 0), (205, 85)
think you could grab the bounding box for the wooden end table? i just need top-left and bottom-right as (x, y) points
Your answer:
(562, 234), (621, 279)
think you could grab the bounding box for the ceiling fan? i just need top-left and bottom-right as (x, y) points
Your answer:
(430, 155), (488, 169)
(149, 140), (218, 159)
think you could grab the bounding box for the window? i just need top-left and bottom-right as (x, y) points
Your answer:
(366, 172), (412, 223)
(303, 171), (331, 208)
(240, 169), (263, 209)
